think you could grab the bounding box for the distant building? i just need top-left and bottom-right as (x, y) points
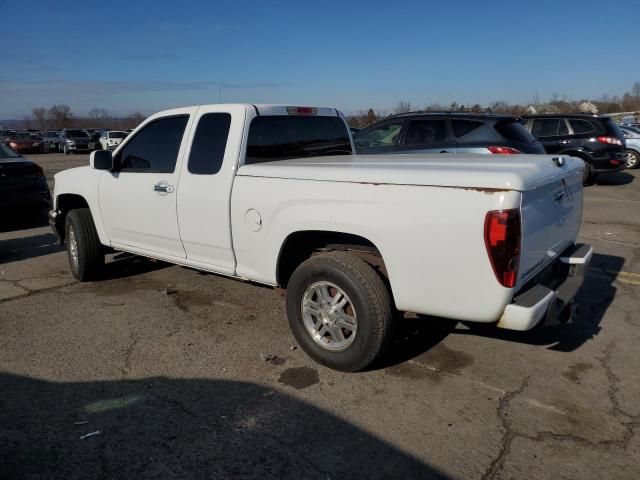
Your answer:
(579, 102), (598, 114)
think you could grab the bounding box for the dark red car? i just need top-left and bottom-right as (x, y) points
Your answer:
(4, 132), (44, 154)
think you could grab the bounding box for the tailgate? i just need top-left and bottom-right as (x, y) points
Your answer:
(518, 160), (584, 288)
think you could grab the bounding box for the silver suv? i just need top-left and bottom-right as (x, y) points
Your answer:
(58, 129), (96, 154)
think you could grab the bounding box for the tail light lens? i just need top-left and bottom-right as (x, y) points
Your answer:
(286, 106), (317, 116)
(484, 209), (521, 288)
(487, 146), (521, 154)
(597, 136), (622, 145)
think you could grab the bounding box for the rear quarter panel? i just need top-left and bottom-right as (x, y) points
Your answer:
(231, 176), (521, 322)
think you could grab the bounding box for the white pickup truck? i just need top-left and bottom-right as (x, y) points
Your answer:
(50, 104), (592, 371)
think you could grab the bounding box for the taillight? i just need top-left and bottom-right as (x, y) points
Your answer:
(484, 209), (521, 288)
(597, 136), (622, 145)
(487, 146), (521, 154)
(9, 142), (17, 148)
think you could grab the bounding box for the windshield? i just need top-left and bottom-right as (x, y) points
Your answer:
(245, 116), (352, 164)
(66, 130), (89, 138)
(109, 131), (127, 139)
(13, 132), (33, 139)
(0, 144), (21, 158)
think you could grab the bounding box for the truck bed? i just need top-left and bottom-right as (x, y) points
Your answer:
(237, 153), (584, 192)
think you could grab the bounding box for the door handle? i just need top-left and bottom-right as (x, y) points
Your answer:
(558, 140), (571, 145)
(153, 182), (174, 194)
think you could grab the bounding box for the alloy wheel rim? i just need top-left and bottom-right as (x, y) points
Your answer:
(301, 281), (357, 351)
(624, 151), (638, 168)
(68, 227), (79, 267)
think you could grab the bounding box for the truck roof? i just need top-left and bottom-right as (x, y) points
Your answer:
(151, 104), (341, 117)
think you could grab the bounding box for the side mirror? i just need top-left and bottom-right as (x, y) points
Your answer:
(91, 150), (113, 170)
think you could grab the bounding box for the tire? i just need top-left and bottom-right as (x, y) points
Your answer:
(286, 251), (393, 372)
(582, 161), (597, 186)
(64, 208), (104, 281)
(624, 149), (640, 169)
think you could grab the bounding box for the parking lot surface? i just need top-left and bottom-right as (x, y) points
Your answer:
(1, 153), (639, 479)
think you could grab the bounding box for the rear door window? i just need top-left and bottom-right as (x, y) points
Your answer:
(451, 120), (483, 138)
(188, 113), (231, 174)
(531, 119), (563, 137)
(404, 119), (448, 145)
(246, 116), (351, 164)
(569, 119), (595, 134)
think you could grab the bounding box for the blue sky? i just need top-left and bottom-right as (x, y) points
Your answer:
(2, 0), (639, 117)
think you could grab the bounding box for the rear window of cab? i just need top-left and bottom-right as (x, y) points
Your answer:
(245, 116), (352, 164)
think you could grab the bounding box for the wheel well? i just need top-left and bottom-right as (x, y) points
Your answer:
(54, 194), (90, 242)
(276, 231), (388, 287)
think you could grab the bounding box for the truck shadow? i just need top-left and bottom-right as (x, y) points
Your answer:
(0, 373), (447, 480)
(450, 252), (624, 352)
(0, 206), (49, 233)
(100, 252), (171, 280)
(377, 252), (623, 367)
(595, 172), (635, 186)
(0, 232), (62, 264)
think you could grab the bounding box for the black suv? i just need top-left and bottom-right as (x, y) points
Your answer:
(353, 113), (545, 156)
(522, 114), (626, 184)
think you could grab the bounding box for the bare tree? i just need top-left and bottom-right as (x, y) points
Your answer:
(32, 107), (48, 131)
(49, 104), (73, 129)
(22, 115), (33, 130)
(88, 108), (109, 119)
(366, 108), (377, 125)
(394, 101), (413, 114)
(531, 92), (541, 107)
(126, 112), (146, 128)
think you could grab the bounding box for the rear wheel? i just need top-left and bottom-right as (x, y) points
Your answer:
(65, 208), (104, 281)
(582, 161), (597, 186)
(286, 251), (393, 372)
(623, 149), (639, 169)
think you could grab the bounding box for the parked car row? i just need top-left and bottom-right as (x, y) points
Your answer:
(352, 112), (632, 184)
(1, 128), (131, 155)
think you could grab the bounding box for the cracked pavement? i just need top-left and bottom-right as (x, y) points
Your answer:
(0, 154), (639, 479)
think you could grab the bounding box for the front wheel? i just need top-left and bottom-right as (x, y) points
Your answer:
(65, 208), (105, 281)
(286, 252), (393, 372)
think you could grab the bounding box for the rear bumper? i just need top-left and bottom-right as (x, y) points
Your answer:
(497, 243), (593, 331)
(591, 157), (626, 173)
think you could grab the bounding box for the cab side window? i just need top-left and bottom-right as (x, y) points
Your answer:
(118, 116), (188, 173)
(188, 113), (231, 175)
